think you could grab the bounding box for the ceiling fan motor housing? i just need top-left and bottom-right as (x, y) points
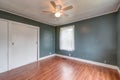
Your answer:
(56, 5), (62, 11)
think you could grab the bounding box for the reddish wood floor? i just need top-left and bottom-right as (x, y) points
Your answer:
(0, 56), (120, 80)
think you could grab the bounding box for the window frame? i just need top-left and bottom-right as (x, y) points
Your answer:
(59, 25), (75, 51)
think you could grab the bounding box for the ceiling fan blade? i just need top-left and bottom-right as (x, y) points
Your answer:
(50, 1), (56, 9)
(62, 5), (73, 11)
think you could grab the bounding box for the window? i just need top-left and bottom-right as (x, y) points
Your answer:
(60, 25), (75, 51)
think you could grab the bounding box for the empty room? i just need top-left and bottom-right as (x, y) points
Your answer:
(0, 0), (120, 80)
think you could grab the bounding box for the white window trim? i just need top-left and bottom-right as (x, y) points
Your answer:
(59, 25), (75, 51)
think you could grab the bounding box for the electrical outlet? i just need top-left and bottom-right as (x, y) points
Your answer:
(69, 53), (71, 56)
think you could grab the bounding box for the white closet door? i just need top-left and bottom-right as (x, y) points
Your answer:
(9, 22), (38, 69)
(0, 20), (8, 73)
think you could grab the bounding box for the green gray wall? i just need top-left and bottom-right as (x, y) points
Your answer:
(56, 13), (117, 65)
(0, 10), (55, 58)
(0, 10), (119, 66)
(117, 10), (120, 68)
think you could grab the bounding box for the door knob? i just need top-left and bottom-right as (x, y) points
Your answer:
(12, 42), (14, 45)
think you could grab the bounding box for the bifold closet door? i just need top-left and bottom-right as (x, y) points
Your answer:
(0, 20), (8, 73)
(9, 22), (38, 69)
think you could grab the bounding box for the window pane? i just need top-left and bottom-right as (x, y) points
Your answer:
(60, 25), (74, 51)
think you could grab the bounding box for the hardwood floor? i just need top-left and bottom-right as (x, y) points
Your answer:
(0, 56), (120, 80)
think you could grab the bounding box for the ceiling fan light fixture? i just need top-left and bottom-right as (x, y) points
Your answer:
(55, 12), (61, 17)
(42, 1), (73, 18)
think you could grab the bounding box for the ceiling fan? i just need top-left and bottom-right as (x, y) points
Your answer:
(42, 0), (73, 18)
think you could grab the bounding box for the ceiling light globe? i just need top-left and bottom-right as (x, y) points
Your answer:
(55, 12), (61, 17)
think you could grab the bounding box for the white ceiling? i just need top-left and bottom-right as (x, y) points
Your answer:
(0, 0), (119, 26)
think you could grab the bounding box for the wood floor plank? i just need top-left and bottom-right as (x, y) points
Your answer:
(0, 56), (120, 80)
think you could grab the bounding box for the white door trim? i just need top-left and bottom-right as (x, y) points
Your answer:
(0, 18), (40, 62)
(0, 18), (40, 71)
(0, 19), (9, 73)
(37, 26), (40, 60)
(8, 21), (40, 69)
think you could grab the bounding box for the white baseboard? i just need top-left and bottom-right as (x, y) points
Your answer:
(117, 68), (120, 75)
(39, 54), (56, 61)
(55, 54), (118, 70)
(38, 54), (120, 74)
(117, 67), (120, 75)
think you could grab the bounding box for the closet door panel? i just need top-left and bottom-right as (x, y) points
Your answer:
(9, 22), (38, 69)
(0, 20), (8, 73)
